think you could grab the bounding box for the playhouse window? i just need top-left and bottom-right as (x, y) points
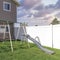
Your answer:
(6, 26), (9, 32)
(3, 2), (11, 11)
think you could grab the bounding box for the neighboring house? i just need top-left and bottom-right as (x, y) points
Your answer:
(0, 0), (20, 40)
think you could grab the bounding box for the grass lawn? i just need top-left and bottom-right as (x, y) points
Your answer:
(0, 41), (60, 60)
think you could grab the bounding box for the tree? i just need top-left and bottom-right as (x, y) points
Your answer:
(51, 18), (60, 25)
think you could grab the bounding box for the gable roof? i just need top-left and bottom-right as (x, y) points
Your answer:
(12, 0), (20, 6)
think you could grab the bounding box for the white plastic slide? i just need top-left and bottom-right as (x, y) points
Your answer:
(23, 34), (55, 55)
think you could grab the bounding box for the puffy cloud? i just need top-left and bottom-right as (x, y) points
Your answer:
(21, 0), (41, 9)
(17, 0), (60, 21)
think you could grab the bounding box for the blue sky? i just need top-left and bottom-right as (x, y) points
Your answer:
(17, 0), (60, 25)
(42, 0), (58, 6)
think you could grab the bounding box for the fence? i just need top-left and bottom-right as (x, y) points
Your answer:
(14, 24), (60, 49)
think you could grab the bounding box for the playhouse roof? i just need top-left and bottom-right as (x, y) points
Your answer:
(12, 0), (20, 6)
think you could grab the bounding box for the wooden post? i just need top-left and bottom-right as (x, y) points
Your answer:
(23, 23), (30, 48)
(7, 21), (13, 52)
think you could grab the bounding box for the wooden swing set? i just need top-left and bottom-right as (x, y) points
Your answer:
(0, 21), (13, 52)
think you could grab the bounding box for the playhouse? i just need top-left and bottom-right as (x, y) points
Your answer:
(0, 0), (20, 40)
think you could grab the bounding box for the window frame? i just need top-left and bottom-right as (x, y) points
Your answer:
(3, 1), (11, 11)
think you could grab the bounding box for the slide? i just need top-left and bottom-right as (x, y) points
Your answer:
(23, 34), (54, 55)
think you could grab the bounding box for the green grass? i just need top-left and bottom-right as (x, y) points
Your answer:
(0, 41), (60, 60)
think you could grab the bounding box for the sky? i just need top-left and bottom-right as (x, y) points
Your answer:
(42, 0), (58, 6)
(17, 0), (60, 25)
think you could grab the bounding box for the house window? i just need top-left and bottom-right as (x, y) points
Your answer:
(3, 2), (11, 11)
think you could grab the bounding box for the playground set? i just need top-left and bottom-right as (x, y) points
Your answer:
(0, 22), (55, 55)
(0, 0), (54, 55)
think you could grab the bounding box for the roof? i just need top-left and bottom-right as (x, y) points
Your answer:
(12, 0), (20, 6)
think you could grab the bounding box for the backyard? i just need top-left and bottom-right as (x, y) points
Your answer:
(0, 41), (60, 60)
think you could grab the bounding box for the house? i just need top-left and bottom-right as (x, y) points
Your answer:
(0, 0), (20, 40)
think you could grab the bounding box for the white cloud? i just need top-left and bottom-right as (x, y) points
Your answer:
(17, 0), (60, 25)
(39, 9), (60, 20)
